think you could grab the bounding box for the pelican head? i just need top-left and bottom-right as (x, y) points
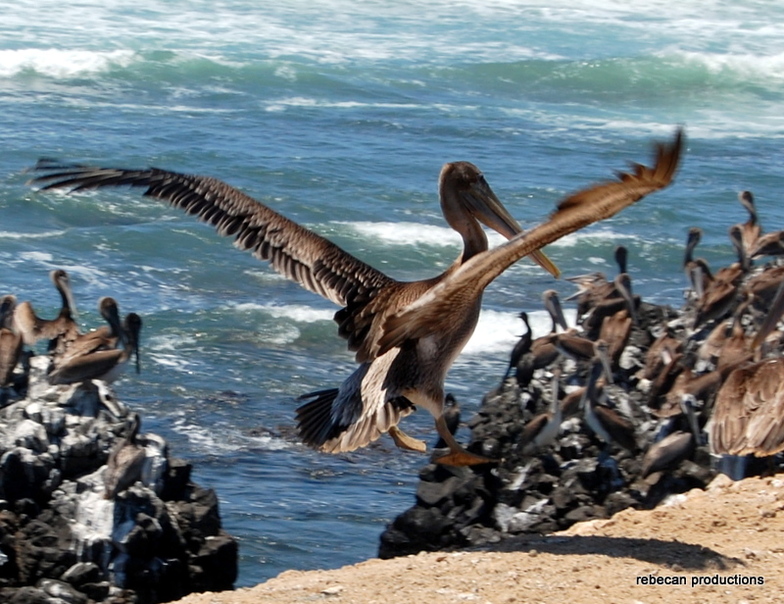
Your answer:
(738, 190), (756, 223)
(439, 162), (559, 276)
(542, 289), (568, 332)
(51, 269), (78, 320)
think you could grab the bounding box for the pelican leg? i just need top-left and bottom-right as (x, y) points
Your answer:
(432, 414), (497, 466)
(388, 425), (427, 453)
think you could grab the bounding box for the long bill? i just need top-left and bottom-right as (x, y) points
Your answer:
(378, 128), (684, 355)
(465, 178), (560, 278)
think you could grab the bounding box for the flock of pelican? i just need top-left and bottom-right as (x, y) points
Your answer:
(0, 269), (142, 398)
(504, 187), (784, 480)
(22, 129), (683, 467)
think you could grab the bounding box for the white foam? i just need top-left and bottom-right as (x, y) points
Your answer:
(0, 48), (135, 78)
(230, 302), (333, 323)
(461, 307), (576, 357)
(0, 230), (66, 240)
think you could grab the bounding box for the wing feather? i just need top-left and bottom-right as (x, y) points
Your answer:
(30, 163), (396, 354)
(375, 128), (684, 356)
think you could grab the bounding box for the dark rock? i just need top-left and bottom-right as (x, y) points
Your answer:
(0, 355), (237, 603)
(61, 561), (102, 587)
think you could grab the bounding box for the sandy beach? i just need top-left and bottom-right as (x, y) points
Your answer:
(173, 474), (784, 604)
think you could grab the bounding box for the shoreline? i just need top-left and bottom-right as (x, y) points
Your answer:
(172, 474), (784, 604)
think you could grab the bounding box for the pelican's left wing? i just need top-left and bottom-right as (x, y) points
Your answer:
(376, 128), (684, 356)
(29, 162), (395, 314)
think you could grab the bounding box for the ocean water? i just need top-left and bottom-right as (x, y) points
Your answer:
(2, 0), (784, 587)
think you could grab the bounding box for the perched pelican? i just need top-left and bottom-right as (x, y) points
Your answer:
(641, 394), (701, 478)
(0, 295), (23, 388)
(518, 372), (563, 455)
(581, 273), (639, 340)
(53, 297), (124, 366)
(104, 413), (146, 499)
(750, 229), (784, 259)
(530, 289), (569, 370)
(693, 226), (747, 329)
(710, 281), (784, 459)
(48, 312), (142, 385)
(642, 328), (682, 381)
(31, 129), (682, 466)
(683, 227), (709, 300)
(567, 245), (628, 319)
(14, 269), (79, 352)
(734, 190), (761, 259)
(581, 352), (638, 453)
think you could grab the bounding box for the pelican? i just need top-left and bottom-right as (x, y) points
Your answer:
(683, 227), (709, 300)
(530, 289), (569, 370)
(709, 280), (784, 459)
(581, 351), (638, 454)
(14, 269), (79, 352)
(567, 245), (628, 319)
(104, 413), (146, 499)
(30, 129), (682, 466)
(53, 297), (124, 366)
(734, 190), (761, 259)
(47, 312), (142, 385)
(0, 295), (23, 388)
(641, 394), (701, 478)
(693, 226), (747, 329)
(519, 371), (563, 455)
(750, 229), (784, 259)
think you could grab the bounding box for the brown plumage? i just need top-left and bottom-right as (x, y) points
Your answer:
(104, 413), (146, 499)
(750, 230), (784, 259)
(0, 295), (23, 388)
(710, 280), (784, 457)
(14, 269), (80, 352)
(47, 312), (142, 385)
(529, 290), (570, 370)
(734, 190), (761, 259)
(693, 226), (747, 329)
(31, 128), (683, 466)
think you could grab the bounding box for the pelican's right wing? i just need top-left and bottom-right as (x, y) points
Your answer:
(376, 128), (684, 355)
(29, 163), (395, 312)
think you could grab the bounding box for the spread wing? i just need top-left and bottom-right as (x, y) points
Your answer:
(376, 128), (684, 355)
(29, 162), (395, 355)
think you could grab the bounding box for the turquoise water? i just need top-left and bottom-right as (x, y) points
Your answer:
(2, 0), (784, 586)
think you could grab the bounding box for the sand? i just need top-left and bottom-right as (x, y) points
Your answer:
(173, 473), (784, 604)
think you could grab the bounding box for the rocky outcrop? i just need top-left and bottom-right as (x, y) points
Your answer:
(379, 301), (721, 559)
(0, 356), (237, 603)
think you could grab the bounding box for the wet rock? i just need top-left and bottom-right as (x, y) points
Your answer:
(380, 296), (724, 559)
(0, 355), (237, 603)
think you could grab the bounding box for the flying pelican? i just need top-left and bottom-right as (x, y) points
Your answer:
(14, 269), (79, 352)
(30, 129), (682, 466)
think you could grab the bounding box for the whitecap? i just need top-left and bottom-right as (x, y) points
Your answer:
(0, 48), (135, 78)
(0, 230), (66, 240)
(461, 307), (576, 357)
(229, 302), (333, 323)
